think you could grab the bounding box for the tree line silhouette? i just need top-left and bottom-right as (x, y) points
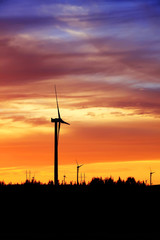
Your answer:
(0, 176), (145, 185)
(0, 176), (147, 193)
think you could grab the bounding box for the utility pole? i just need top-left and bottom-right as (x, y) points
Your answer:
(29, 170), (31, 182)
(26, 171), (27, 181)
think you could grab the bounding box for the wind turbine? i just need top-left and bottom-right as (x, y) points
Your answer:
(76, 161), (83, 185)
(150, 170), (155, 186)
(63, 175), (67, 185)
(51, 86), (70, 185)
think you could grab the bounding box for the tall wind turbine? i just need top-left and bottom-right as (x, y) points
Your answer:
(51, 86), (70, 185)
(76, 161), (83, 185)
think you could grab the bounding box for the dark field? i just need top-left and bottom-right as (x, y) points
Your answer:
(0, 183), (160, 239)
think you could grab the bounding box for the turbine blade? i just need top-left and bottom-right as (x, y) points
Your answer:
(79, 164), (84, 168)
(55, 85), (61, 119)
(60, 119), (70, 125)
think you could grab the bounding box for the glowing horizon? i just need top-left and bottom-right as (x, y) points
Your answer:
(1, 160), (160, 186)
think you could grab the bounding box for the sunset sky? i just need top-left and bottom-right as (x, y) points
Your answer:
(0, 0), (160, 184)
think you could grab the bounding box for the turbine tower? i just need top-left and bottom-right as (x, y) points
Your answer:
(76, 161), (83, 185)
(51, 86), (70, 185)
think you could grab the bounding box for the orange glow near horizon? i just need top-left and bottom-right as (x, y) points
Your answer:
(1, 160), (160, 186)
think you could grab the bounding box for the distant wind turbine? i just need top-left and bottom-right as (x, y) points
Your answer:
(76, 161), (83, 185)
(150, 170), (155, 186)
(63, 175), (66, 185)
(51, 86), (70, 185)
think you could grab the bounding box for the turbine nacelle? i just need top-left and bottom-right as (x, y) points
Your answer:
(51, 117), (70, 125)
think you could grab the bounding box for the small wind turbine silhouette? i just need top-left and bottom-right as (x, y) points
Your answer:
(51, 86), (70, 185)
(76, 161), (83, 185)
(63, 175), (66, 184)
(150, 169), (155, 186)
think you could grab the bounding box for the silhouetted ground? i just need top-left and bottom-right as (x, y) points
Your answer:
(0, 178), (160, 239)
